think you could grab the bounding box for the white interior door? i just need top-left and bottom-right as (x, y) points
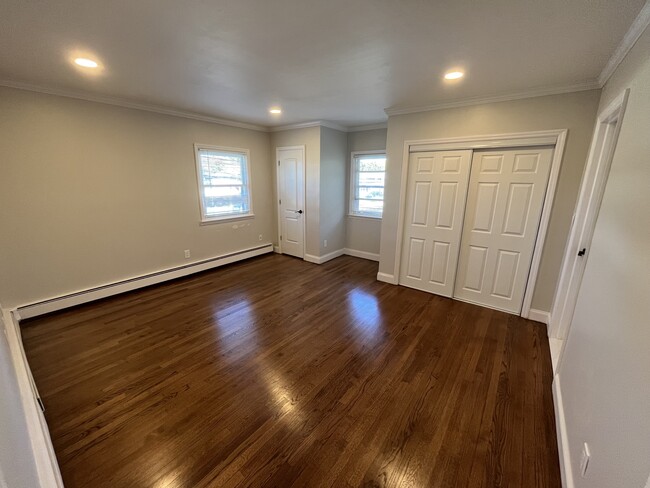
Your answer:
(551, 91), (628, 341)
(277, 146), (305, 258)
(399, 150), (472, 296)
(454, 147), (554, 313)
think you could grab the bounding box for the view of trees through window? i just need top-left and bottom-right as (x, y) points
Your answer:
(352, 154), (386, 217)
(197, 148), (250, 219)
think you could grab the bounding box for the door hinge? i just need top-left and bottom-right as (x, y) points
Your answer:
(279, 199), (282, 205)
(578, 248), (587, 256)
(278, 160), (280, 166)
(280, 235), (282, 240)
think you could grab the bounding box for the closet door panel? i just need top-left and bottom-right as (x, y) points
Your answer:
(454, 147), (554, 313)
(399, 150), (472, 297)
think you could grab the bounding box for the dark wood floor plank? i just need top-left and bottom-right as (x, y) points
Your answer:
(21, 254), (561, 488)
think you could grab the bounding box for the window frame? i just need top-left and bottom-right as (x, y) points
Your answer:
(193, 143), (255, 224)
(349, 150), (386, 219)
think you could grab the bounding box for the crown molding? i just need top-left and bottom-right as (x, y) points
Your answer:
(0, 79), (270, 132)
(0, 82), (388, 134)
(348, 123), (388, 132)
(318, 121), (350, 132)
(269, 120), (350, 133)
(598, 0), (650, 86)
(384, 80), (601, 117)
(268, 121), (322, 132)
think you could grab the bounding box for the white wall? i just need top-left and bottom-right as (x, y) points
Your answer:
(270, 126), (322, 257)
(319, 127), (347, 254)
(0, 312), (41, 488)
(0, 86), (274, 309)
(379, 90), (601, 312)
(557, 24), (650, 488)
(346, 129), (387, 256)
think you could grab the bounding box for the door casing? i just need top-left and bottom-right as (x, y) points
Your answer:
(550, 90), (629, 348)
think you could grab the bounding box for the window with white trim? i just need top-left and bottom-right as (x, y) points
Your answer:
(194, 145), (253, 222)
(350, 151), (386, 218)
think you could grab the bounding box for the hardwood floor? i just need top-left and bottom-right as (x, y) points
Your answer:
(22, 254), (561, 488)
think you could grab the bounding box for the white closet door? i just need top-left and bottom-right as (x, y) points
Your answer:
(399, 150), (472, 296)
(454, 147), (554, 313)
(278, 147), (305, 258)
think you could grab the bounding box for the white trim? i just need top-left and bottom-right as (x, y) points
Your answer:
(344, 248), (380, 262)
(549, 338), (563, 373)
(271, 120), (386, 133)
(553, 375), (575, 488)
(17, 244), (273, 319)
(347, 123), (388, 132)
(269, 120), (348, 133)
(273, 245), (280, 253)
(527, 308), (551, 326)
(199, 213), (255, 225)
(376, 272), (398, 284)
(276, 145), (306, 258)
(598, 1), (650, 86)
(303, 249), (345, 264)
(384, 81), (600, 116)
(1, 309), (64, 487)
(0, 79), (268, 132)
(347, 214), (382, 221)
(410, 134), (559, 152)
(521, 131), (567, 317)
(550, 90), (629, 341)
(393, 130), (568, 319)
(193, 144), (254, 224)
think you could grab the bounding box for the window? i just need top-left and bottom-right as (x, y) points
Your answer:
(350, 151), (386, 218)
(194, 145), (253, 222)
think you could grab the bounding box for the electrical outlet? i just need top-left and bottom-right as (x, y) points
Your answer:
(324, 239), (328, 248)
(580, 442), (591, 478)
(258, 234), (263, 241)
(184, 249), (191, 259)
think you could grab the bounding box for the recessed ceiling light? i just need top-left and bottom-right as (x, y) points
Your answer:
(269, 108), (282, 115)
(444, 71), (464, 80)
(74, 58), (99, 68)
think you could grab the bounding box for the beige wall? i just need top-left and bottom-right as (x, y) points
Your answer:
(319, 127), (347, 254)
(559, 25), (650, 488)
(270, 126), (321, 256)
(379, 90), (601, 312)
(346, 129), (387, 255)
(0, 87), (274, 308)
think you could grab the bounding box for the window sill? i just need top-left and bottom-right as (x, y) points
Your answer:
(200, 213), (255, 225)
(348, 214), (382, 220)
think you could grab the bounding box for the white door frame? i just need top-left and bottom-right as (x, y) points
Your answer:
(392, 129), (568, 319)
(276, 145), (306, 257)
(550, 90), (629, 342)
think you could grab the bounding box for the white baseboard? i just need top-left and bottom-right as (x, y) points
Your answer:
(304, 249), (345, 265)
(1, 309), (64, 487)
(527, 308), (551, 326)
(344, 248), (380, 262)
(549, 338), (563, 373)
(553, 375), (574, 488)
(17, 243), (273, 319)
(273, 245), (280, 253)
(377, 272), (398, 284)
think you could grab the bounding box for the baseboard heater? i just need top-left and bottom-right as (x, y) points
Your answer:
(16, 243), (273, 320)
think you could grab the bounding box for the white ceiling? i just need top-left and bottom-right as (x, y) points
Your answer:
(0, 0), (645, 128)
